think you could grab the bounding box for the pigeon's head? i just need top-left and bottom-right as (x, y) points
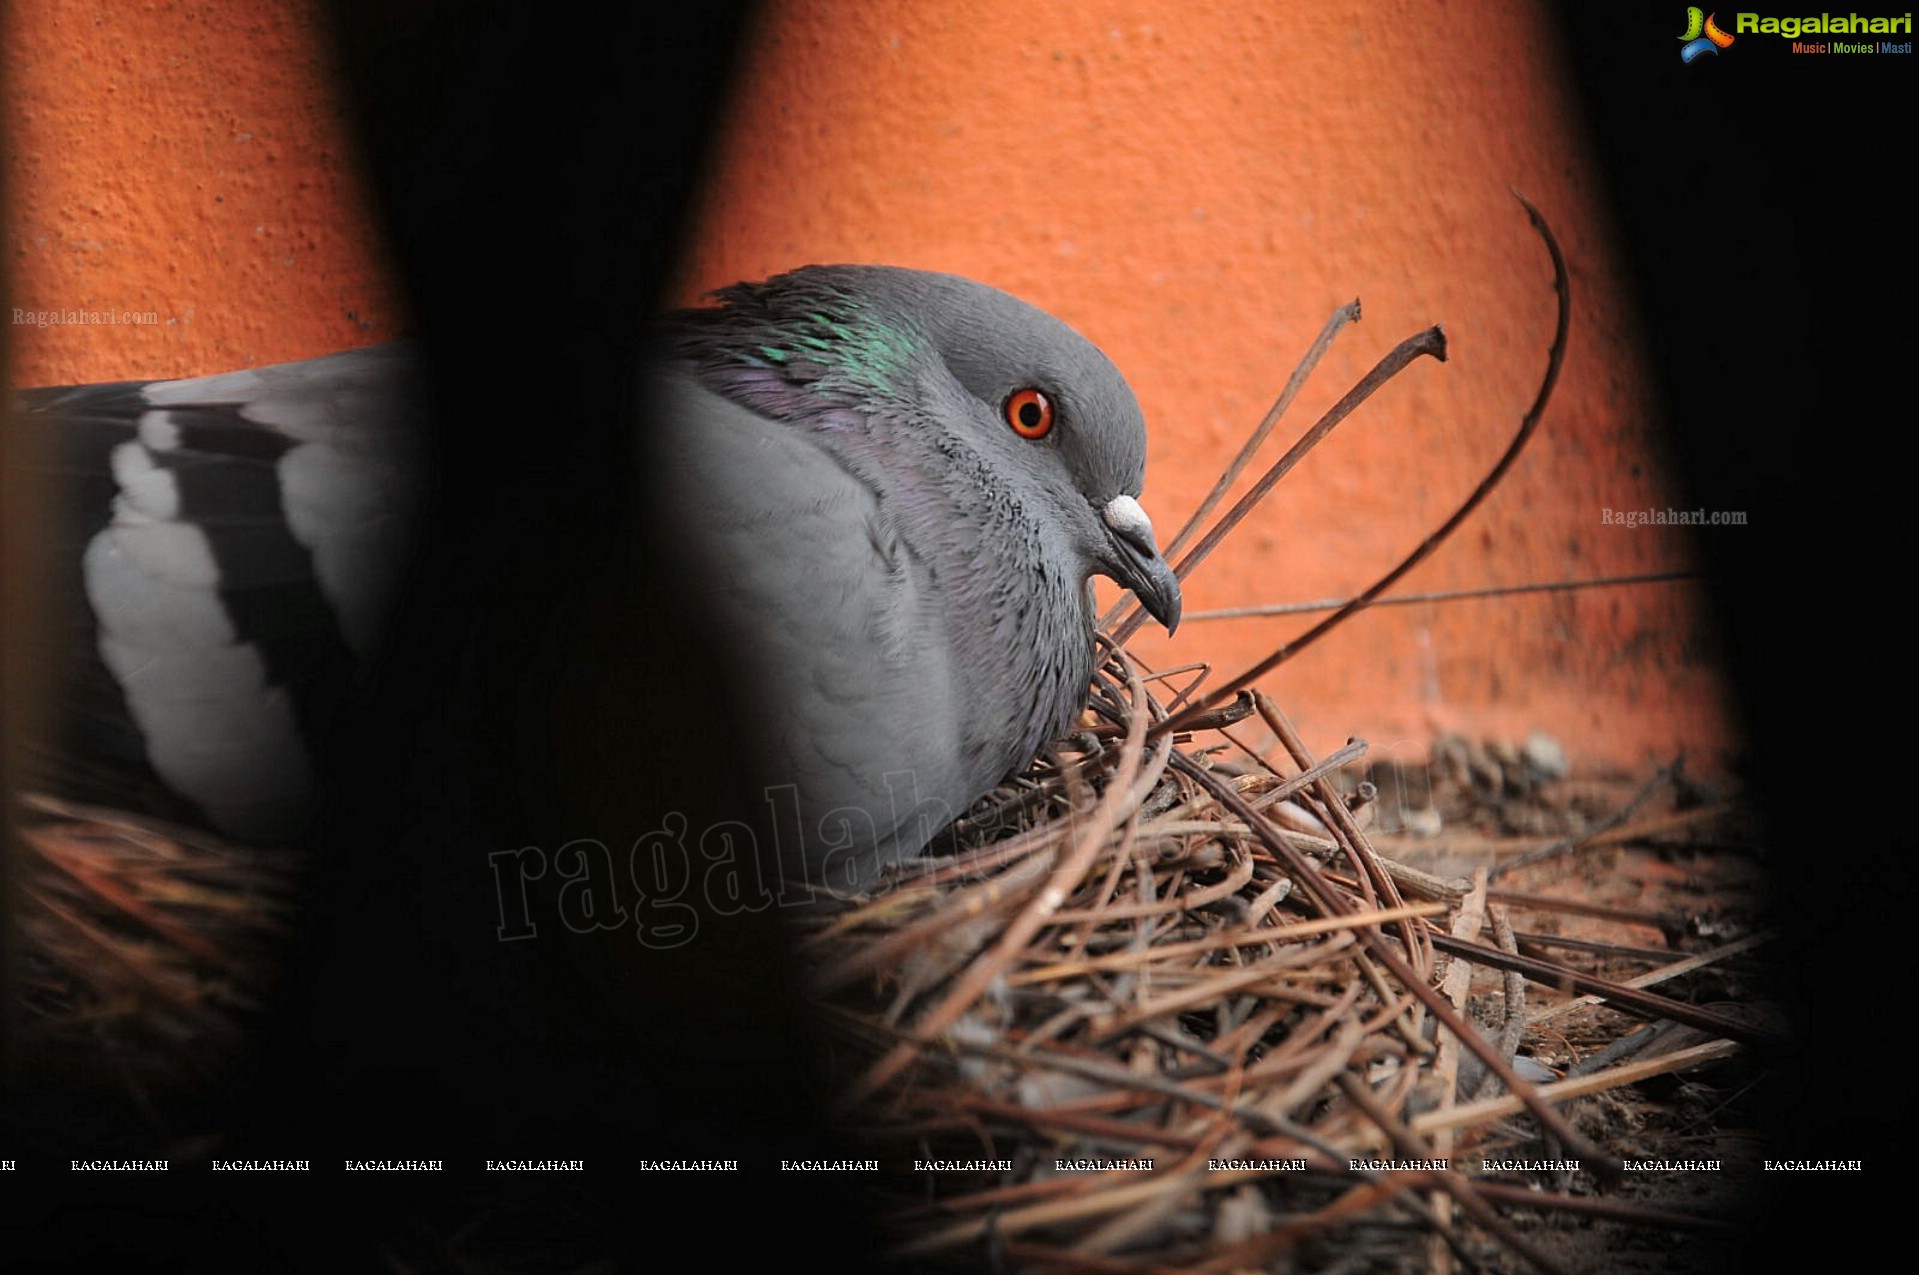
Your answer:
(674, 265), (1182, 635)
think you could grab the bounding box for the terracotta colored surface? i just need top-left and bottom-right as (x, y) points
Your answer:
(4, 0), (1739, 777)
(3, 0), (402, 381)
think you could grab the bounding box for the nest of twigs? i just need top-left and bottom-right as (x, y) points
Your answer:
(10, 793), (303, 1104)
(8, 656), (1770, 1271)
(798, 644), (1770, 1273)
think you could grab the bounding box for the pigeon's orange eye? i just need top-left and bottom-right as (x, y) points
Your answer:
(1005, 388), (1054, 439)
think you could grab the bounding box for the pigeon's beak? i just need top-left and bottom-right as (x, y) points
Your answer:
(1100, 495), (1182, 635)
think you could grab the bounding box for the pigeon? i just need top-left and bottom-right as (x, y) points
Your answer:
(18, 265), (1181, 890)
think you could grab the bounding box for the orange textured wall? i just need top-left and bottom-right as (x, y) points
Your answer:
(5, 0), (1740, 777)
(3, 0), (402, 381)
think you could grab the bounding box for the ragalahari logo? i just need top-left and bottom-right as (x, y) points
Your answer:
(1679, 8), (1737, 60)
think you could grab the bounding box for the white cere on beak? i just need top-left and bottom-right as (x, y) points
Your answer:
(1102, 494), (1160, 555)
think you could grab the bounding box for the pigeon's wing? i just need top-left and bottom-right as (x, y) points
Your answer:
(18, 343), (425, 842)
(646, 369), (970, 888)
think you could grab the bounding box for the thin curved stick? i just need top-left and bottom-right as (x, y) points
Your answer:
(1111, 323), (1447, 647)
(1157, 192), (1572, 737)
(1101, 300), (1362, 632)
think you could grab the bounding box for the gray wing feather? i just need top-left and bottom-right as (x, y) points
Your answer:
(39, 342), (424, 842)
